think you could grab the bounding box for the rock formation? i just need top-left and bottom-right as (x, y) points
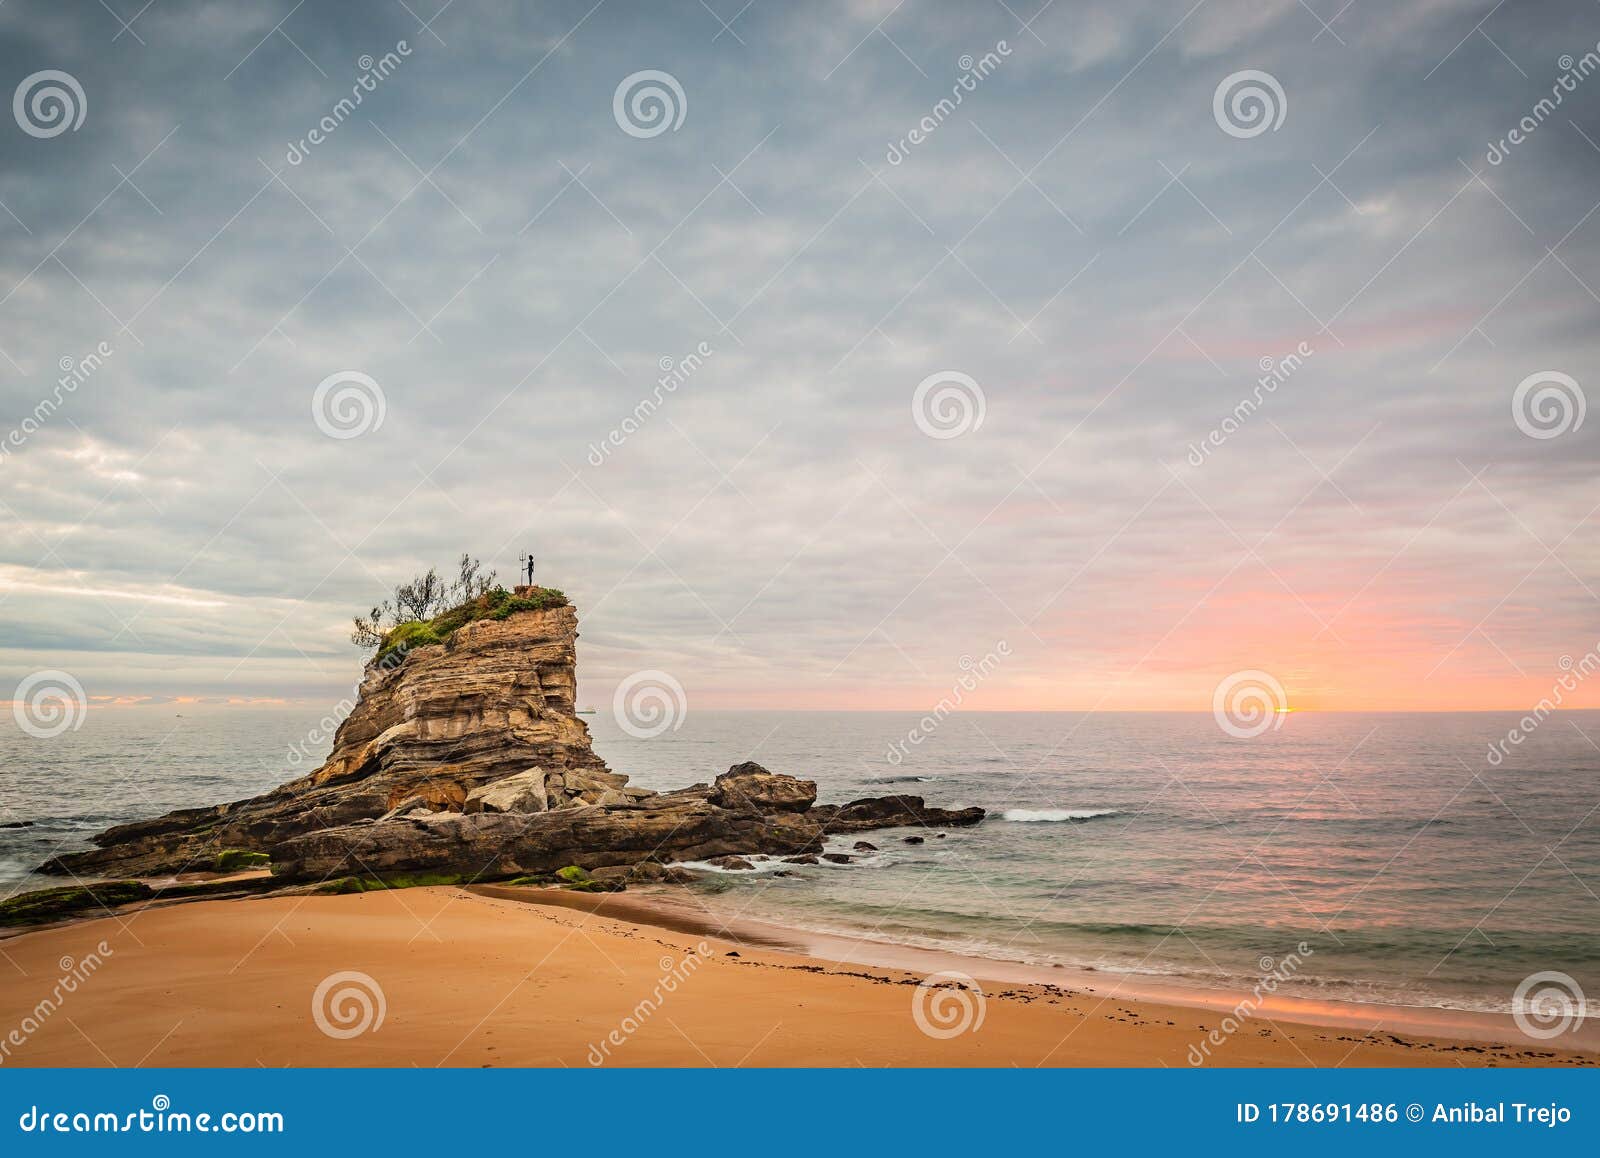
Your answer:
(41, 595), (984, 884)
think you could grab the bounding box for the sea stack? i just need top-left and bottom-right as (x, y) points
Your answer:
(41, 591), (983, 883)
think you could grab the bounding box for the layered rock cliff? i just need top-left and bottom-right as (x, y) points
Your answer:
(42, 595), (983, 883)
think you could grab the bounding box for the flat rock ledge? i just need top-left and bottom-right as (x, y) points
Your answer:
(268, 765), (984, 881)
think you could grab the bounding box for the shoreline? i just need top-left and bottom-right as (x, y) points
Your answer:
(474, 884), (1600, 1053)
(0, 886), (1593, 1068)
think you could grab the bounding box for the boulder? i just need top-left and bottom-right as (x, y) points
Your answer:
(704, 855), (756, 871)
(821, 852), (852, 864)
(853, 841), (878, 852)
(708, 762), (817, 813)
(590, 861), (695, 885)
(463, 768), (548, 815)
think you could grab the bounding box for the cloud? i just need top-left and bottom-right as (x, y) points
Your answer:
(1, 0), (1597, 713)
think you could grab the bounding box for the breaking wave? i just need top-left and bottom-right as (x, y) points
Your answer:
(1001, 808), (1122, 823)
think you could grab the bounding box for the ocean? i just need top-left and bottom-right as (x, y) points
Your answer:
(3, 706), (1597, 1016)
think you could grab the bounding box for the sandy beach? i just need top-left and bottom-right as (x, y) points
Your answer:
(1, 886), (1594, 1068)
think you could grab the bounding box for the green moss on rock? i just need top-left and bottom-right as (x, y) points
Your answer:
(215, 849), (270, 872)
(317, 873), (465, 894)
(0, 881), (153, 927)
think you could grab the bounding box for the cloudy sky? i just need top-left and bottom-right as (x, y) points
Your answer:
(1, 0), (1597, 714)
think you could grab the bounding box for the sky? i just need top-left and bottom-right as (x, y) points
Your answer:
(1, 0), (1598, 715)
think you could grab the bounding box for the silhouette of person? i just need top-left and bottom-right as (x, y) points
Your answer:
(525, 555), (536, 586)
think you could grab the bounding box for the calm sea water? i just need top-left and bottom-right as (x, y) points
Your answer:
(3, 707), (1597, 1013)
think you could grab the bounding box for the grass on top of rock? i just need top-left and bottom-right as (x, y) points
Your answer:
(374, 585), (569, 664)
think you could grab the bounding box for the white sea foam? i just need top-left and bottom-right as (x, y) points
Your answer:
(1001, 808), (1121, 823)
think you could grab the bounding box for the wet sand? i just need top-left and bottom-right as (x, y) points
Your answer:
(0, 886), (1594, 1068)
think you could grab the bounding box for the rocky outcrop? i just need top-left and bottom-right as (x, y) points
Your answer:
(39, 597), (985, 884)
(268, 796), (819, 880)
(42, 603), (617, 879)
(810, 795), (986, 833)
(708, 762), (817, 813)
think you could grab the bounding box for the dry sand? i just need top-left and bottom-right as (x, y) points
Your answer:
(0, 886), (1594, 1068)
